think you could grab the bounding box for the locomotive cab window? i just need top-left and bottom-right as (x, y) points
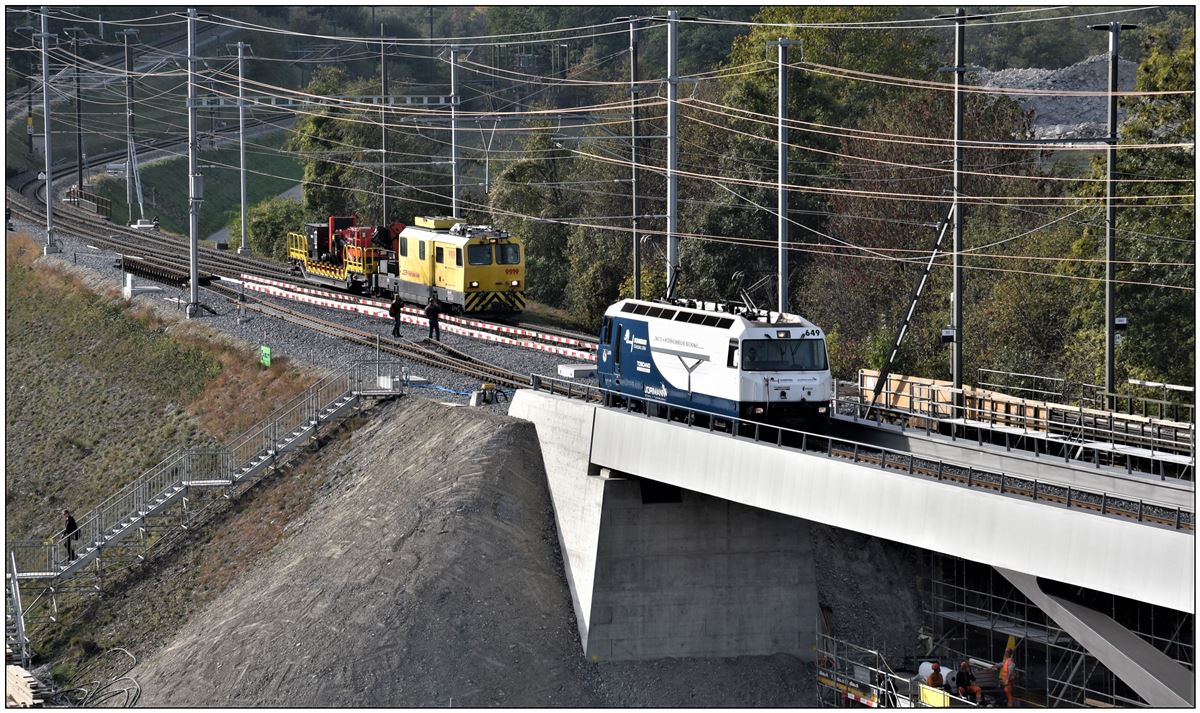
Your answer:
(455, 248), (463, 267)
(399, 237), (408, 257)
(497, 243), (521, 264)
(727, 338), (739, 368)
(435, 246), (445, 264)
(419, 241), (426, 260)
(601, 317), (612, 344)
(741, 338), (827, 372)
(468, 244), (492, 265)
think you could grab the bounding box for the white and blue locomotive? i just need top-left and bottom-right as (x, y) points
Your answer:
(597, 299), (834, 422)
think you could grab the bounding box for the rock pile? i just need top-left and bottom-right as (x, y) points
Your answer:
(978, 53), (1137, 138)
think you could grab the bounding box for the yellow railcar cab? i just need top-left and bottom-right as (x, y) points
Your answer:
(384, 217), (526, 314)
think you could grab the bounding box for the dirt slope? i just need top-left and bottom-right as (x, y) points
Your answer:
(128, 398), (594, 706)
(127, 398), (816, 706)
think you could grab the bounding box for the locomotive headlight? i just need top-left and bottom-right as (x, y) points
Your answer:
(469, 280), (480, 288)
(510, 280), (520, 287)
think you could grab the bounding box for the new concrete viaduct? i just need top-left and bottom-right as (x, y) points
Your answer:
(509, 388), (1193, 676)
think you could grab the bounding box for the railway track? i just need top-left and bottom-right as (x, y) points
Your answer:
(8, 191), (292, 282)
(826, 445), (1192, 531)
(10, 188), (532, 390)
(234, 274), (598, 359)
(212, 281), (529, 389)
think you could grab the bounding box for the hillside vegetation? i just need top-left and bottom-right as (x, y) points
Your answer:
(4, 232), (315, 542)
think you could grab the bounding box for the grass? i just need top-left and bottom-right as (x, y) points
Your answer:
(4, 232), (314, 543)
(89, 130), (303, 238)
(6, 229), (333, 686)
(523, 299), (593, 333)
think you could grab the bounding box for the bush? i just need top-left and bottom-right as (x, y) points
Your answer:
(228, 195), (306, 261)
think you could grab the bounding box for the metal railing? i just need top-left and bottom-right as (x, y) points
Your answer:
(8, 360), (408, 579)
(977, 368), (1067, 402)
(528, 375), (1194, 532)
(1082, 387), (1197, 425)
(816, 631), (980, 708)
(7, 552), (30, 668)
(838, 384), (1194, 479)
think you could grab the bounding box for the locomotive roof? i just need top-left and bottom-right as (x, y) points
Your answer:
(610, 298), (820, 330)
(398, 223), (521, 246)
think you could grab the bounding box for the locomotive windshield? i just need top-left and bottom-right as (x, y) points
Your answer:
(497, 244), (521, 264)
(468, 244), (492, 265)
(741, 338), (827, 372)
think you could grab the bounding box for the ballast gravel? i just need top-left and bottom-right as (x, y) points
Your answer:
(34, 225), (598, 417)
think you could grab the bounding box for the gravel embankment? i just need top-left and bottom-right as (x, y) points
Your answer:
(27, 220), (597, 416)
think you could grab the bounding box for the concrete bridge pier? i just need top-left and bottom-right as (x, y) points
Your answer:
(512, 392), (818, 662)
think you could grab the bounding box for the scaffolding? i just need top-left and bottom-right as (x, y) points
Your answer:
(929, 556), (1194, 707)
(815, 614), (980, 708)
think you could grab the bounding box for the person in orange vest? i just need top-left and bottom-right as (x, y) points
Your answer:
(999, 648), (1017, 707)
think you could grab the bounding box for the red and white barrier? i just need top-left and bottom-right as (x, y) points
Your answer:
(241, 274), (596, 350)
(239, 276), (597, 362)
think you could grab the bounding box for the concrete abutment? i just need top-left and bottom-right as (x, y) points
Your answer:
(511, 391), (817, 662)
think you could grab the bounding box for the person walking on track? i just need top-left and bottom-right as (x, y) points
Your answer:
(424, 295), (442, 341)
(389, 295), (403, 338)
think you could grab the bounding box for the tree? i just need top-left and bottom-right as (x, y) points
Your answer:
(489, 131), (578, 305)
(289, 67), (446, 225)
(228, 196), (307, 261)
(1062, 24), (1195, 390)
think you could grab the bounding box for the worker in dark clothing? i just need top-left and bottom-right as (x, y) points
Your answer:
(424, 295), (442, 341)
(389, 296), (403, 338)
(958, 661), (982, 704)
(62, 509), (80, 562)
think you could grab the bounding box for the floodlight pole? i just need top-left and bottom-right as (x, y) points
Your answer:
(666, 10), (679, 296)
(234, 41), (250, 255)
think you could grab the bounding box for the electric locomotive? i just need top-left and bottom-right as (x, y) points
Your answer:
(597, 298), (833, 422)
(286, 215), (526, 315)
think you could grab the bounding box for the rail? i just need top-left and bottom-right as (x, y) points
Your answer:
(7, 360), (408, 579)
(528, 375), (1194, 533)
(838, 383), (1193, 479)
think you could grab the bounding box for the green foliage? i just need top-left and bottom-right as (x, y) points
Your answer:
(945, 6), (1187, 70)
(229, 196), (307, 260)
(489, 131), (578, 304)
(1061, 25), (1196, 389)
(289, 67), (444, 224)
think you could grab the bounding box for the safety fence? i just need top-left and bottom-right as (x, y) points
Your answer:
(815, 629), (981, 708)
(528, 375), (1194, 533)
